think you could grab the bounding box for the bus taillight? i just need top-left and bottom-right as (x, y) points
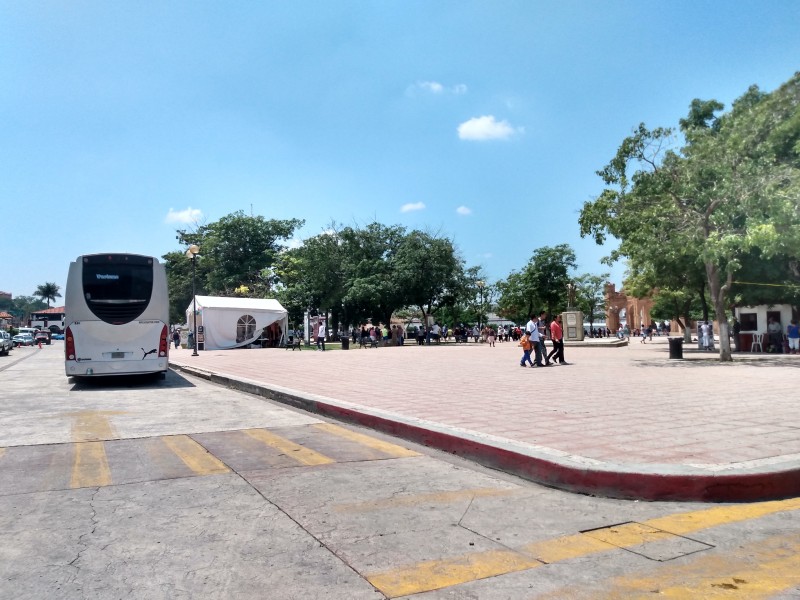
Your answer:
(65, 326), (76, 361)
(159, 324), (169, 357)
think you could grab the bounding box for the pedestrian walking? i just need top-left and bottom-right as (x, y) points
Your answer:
(701, 321), (712, 351)
(547, 314), (568, 365)
(538, 311), (551, 366)
(519, 332), (534, 367)
(526, 314), (546, 366)
(316, 320), (326, 351)
(788, 320), (799, 354)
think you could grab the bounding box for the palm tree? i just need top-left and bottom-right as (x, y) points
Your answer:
(34, 282), (62, 308)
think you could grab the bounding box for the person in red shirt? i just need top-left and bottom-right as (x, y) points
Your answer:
(547, 314), (568, 365)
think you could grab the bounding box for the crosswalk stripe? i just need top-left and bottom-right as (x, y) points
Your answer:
(244, 428), (335, 466)
(366, 497), (800, 597)
(313, 423), (420, 458)
(71, 441), (112, 488)
(162, 435), (230, 475)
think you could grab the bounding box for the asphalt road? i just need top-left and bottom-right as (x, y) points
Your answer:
(1, 344), (799, 599)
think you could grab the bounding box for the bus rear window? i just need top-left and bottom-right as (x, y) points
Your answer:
(82, 255), (154, 323)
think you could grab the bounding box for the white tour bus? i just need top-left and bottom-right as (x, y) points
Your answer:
(65, 253), (170, 379)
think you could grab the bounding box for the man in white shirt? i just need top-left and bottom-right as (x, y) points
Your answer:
(316, 320), (326, 351)
(526, 314), (545, 366)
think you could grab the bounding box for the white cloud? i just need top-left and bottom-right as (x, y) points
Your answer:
(407, 81), (468, 96)
(419, 81), (444, 94)
(286, 237), (303, 249)
(401, 202), (426, 213)
(457, 115), (522, 141)
(456, 205), (472, 216)
(165, 207), (203, 224)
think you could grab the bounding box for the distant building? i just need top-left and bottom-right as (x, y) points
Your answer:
(30, 306), (66, 333)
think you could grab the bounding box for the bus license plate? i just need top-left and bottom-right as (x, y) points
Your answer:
(112, 352), (125, 359)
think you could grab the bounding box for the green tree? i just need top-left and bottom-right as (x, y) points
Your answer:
(33, 282), (61, 308)
(574, 273), (609, 331)
(496, 245), (577, 323)
(8, 296), (45, 328)
(580, 74), (800, 361)
(165, 211), (304, 324)
(495, 271), (532, 324)
(276, 227), (346, 333)
(163, 249), (204, 325)
(198, 211), (304, 295)
(339, 222), (408, 328)
(394, 230), (464, 330)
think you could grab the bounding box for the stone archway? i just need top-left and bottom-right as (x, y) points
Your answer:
(604, 283), (653, 331)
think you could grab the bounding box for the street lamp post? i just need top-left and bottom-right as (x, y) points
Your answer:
(186, 245), (200, 357)
(476, 280), (485, 331)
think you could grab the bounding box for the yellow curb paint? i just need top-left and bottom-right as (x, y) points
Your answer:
(366, 549), (542, 598)
(161, 435), (230, 475)
(645, 497), (800, 535)
(366, 497), (800, 597)
(334, 487), (517, 513)
(313, 422), (420, 458)
(71, 441), (112, 488)
(551, 533), (800, 599)
(244, 429), (335, 466)
(524, 532), (618, 564)
(0, 448), (6, 460)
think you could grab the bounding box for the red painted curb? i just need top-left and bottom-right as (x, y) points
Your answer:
(174, 364), (800, 503)
(313, 401), (800, 503)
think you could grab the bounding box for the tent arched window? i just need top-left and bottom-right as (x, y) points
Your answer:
(236, 314), (257, 343)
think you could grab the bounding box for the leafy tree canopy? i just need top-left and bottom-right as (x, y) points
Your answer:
(34, 282), (62, 308)
(580, 72), (800, 361)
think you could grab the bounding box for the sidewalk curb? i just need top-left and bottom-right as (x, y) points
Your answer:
(171, 363), (800, 503)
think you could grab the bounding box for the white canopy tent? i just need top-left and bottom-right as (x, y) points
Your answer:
(186, 296), (289, 350)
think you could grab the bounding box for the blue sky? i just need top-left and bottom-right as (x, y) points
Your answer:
(2, 1), (799, 301)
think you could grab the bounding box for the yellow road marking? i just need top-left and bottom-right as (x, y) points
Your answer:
(244, 428), (335, 466)
(645, 497), (800, 534)
(313, 423), (420, 458)
(161, 435), (229, 475)
(71, 441), (112, 488)
(524, 532), (618, 564)
(66, 410), (125, 442)
(0, 448), (5, 459)
(366, 497), (800, 597)
(551, 532), (800, 599)
(335, 487), (517, 513)
(367, 549), (542, 597)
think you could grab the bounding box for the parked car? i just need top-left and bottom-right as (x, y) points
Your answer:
(12, 333), (34, 347)
(34, 330), (52, 345)
(0, 331), (12, 355)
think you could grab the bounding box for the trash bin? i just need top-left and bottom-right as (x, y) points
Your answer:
(340, 337), (350, 350)
(668, 336), (683, 359)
